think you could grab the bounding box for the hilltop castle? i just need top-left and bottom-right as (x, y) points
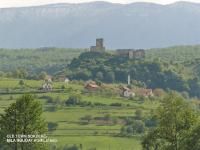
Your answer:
(116, 49), (145, 59)
(90, 38), (145, 59)
(90, 38), (106, 53)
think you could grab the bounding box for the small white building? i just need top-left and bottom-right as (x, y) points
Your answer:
(122, 87), (135, 98)
(45, 75), (52, 83)
(64, 78), (70, 83)
(42, 83), (53, 92)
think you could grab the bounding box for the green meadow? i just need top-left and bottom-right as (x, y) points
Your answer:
(0, 78), (160, 150)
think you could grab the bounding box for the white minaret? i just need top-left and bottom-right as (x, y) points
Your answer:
(128, 74), (131, 85)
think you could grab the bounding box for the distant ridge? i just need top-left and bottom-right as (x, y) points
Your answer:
(0, 1), (200, 49)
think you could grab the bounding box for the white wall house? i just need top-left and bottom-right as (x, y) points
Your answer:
(123, 90), (135, 98)
(122, 87), (135, 98)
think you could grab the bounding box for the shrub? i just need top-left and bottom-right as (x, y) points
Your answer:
(9, 95), (13, 100)
(48, 122), (58, 131)
(132, 120), (145, 134)
(135, 109), (143, 120)
(45, 106), (58, 112)
(120, 120), (145, 136)
(145, 117), (157, 128)
(104, 114), (111, 121)
(61, 85), (66, 89)
(39, 95), (53, 103)
(79, 101), (92, 107)
(65, 94), (82, 106)
(110, 103), (122, 107)
(112, 117), (118, 125)
(81, 115), (93, 123)
(125, 117), (134, 125)
(93, 102), (106, 106)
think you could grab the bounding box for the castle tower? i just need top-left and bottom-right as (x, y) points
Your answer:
(90, 38), (106, 53)
(96, 38), (104, 47)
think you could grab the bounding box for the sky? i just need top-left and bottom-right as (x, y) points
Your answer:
(0, 0), (199, 8)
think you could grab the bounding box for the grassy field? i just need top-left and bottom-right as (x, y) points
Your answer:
(0, 78), (159, 150)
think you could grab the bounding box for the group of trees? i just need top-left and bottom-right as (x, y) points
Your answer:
(0, 69), (52, 81)
(142, 93), (200, 150)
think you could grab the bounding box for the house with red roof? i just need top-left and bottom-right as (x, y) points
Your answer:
(85, 82), (100, 91)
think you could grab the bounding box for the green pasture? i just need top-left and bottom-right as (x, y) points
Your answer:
(50, 136), (142, 150)
(0, 78), (159, 150)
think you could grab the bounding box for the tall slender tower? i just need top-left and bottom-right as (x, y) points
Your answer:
(128, 75), (131, 85)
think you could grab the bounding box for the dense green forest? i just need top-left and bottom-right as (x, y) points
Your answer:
(147, 45), (200, 62)
(147, 45), (200, 78)
(0, 47), (83, 78)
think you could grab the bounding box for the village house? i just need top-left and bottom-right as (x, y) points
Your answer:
(42, 75), (53, 92)
(58, 76), (70, 83)
(45, 75), (52, 82)
(64, 78), (70, 83)
(133, 88), (154, 97)
(84, 82), (100, 91)
(42, 83), (53, 92)
(121, 87), (135, 98)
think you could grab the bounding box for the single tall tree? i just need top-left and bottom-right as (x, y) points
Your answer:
(0, 94), (47, 150)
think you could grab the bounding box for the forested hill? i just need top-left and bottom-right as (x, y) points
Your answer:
(0, 48), (83, 78)
(146, 45), (200, 78)
(1, 45), (200, 79)
(64, 47), (200, 98)
(147, 45), (200, 62)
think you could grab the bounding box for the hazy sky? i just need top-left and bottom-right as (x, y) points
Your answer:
(0, 0), (199, 8)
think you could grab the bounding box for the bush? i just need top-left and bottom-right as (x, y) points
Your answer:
(135, 109), (143, 120)
(65, 94), (82, 106)
(104, 114), (111, 121)
(61, 85), (66, 89)
(45, 106), (58, 112)
(110, 103), (122, 107)
(112, 117), (118, 125)
(79, 101), (92, 107)
(9, 95), (13, 100)
(81, 115), (93, 123)
(54, 96), (62, 104)
(145, 117), (157, 128)
(48, 122), (58, 131)
(125, 117), (134, 125)
(93, 102), (106, 106)
(39, 96), (53, 103)
(120, 120), (145, 136)
(132, 120), (145, 134)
